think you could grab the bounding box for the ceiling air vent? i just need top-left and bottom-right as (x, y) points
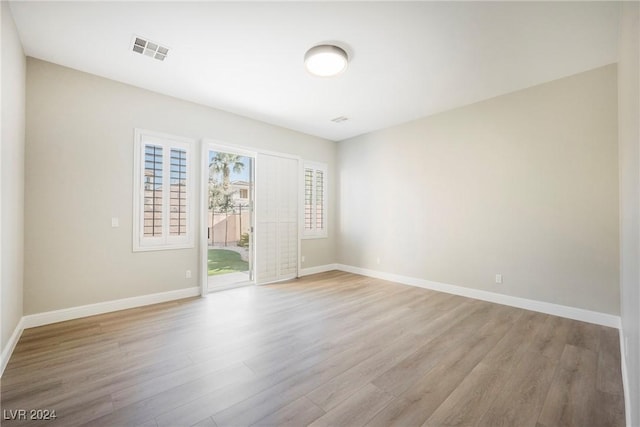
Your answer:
(331, 116), (349, 123)
(132, 36), (169, 61)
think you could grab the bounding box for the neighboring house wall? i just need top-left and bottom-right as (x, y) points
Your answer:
(230, 181), (250, 203)
(1, 3), (26, 358)
(24, 58), (336, 315)
(338, 64), (619, 315)
(618, 3), (640, 425)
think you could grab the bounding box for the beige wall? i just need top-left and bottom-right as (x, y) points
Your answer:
(25, 58), (336, 315)
(338, 64), (619, 315)
(618, 3), (640, 425)
(1, 3), (26, 353)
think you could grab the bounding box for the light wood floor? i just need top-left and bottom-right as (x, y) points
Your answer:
(1, 271), (625, 427)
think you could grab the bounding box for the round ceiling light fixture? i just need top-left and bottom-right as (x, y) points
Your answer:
(304, 44), (349, 77)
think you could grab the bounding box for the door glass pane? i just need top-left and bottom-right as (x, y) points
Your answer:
(207, 150), (254, 290)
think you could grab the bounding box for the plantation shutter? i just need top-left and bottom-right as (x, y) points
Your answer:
(143, 144), (164, 238)
(134, 130), (194, 251)
(303, 162), (327, 238)
(255, 153), (299, 284)
(169, 148), (188, 236)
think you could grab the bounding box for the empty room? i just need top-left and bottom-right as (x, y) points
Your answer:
(1, 1), (639, 426)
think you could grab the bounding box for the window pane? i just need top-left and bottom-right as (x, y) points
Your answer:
(135, 131), (195, 251)
(143, 145), (163, 237)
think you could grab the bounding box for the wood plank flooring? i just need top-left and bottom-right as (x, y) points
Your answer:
(0, 271), (625, 427)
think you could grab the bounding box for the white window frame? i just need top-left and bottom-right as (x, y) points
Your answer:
(133, 129), (195, 252)
(302, 161), (328, 239)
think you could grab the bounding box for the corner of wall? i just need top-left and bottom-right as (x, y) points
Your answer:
(1, 0), (27, 371)
(618, 3), (640, 426)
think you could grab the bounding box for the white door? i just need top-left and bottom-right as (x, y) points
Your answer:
(255, 153), (299, 284)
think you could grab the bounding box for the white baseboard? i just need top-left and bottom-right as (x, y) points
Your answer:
(22, 287), (201, 329)
(299, 263), (339, 277)
(335, 264), (621, 329)
(2, 267), (622, 376)
(1, 317), (25, 377)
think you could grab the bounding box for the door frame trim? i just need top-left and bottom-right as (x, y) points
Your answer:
(199, 139), (302, 295)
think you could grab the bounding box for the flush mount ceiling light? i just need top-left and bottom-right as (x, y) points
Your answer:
(304, 44), (348, 77)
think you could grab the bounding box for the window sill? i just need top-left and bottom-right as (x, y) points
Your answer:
(301, 234), (328, 240)
(133, 243), (195, 252)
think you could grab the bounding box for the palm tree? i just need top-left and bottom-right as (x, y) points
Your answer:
(209, 153), (245, 246)
(209, 153), (244, 191)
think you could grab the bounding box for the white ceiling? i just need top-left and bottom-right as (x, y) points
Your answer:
(9, 1), (621, 141)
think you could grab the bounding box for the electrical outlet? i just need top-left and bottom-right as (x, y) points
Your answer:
(111, 217), (119, 228)
(495, 274), (503, 284)
(376, 257), (381, 265)
(185, 270), (191, 279)
(301, 255), (305, 263)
